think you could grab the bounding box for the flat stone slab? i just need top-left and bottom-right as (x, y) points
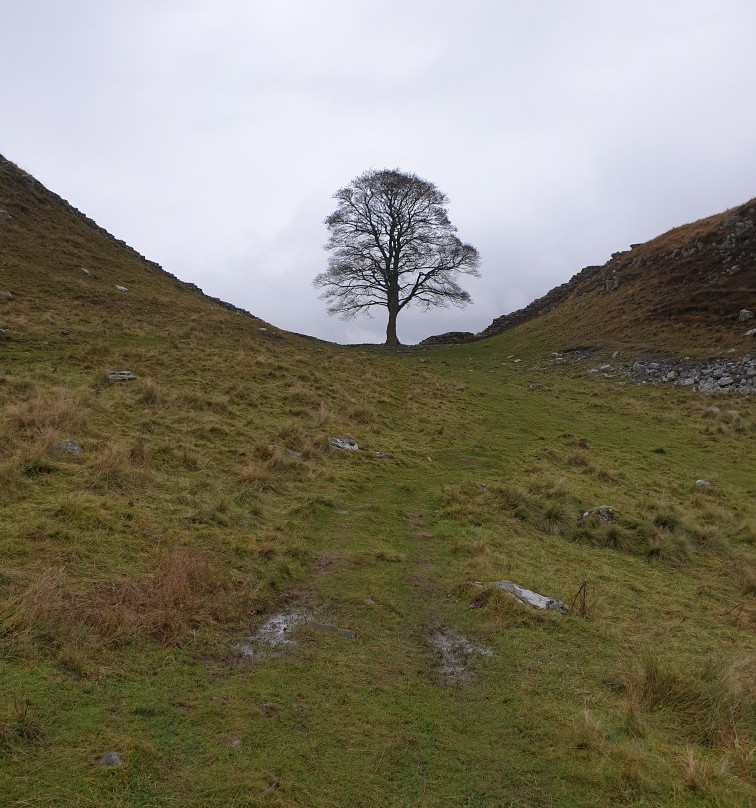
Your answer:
(114, 285), (128, 293)
(107, 371), (136, 382)
(309, 622), (357, 640)
(487, 580), (569, 614)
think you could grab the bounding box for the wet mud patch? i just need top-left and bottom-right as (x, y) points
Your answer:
(238, 608), (313, 659)
(430, 624), (492, 683)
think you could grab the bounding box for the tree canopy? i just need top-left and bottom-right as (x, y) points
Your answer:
(314, 169), (480, 345)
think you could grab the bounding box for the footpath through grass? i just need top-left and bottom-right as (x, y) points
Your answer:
(0, 321), (754, 807)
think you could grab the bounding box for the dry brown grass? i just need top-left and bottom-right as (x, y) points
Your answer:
(1, 547), (261, 654)
(6, 387), (81, 436)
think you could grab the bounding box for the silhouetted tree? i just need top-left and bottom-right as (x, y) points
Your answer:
(314, 169), (480, 346)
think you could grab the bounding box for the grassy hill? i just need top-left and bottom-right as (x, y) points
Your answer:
(480, 200), (756, 356)
(1, 155), (754, 807)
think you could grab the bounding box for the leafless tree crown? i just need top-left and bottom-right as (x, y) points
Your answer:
(314, 169), (480, 344)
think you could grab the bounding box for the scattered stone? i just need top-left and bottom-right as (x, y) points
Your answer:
(374, 451), (386, 458)
(580, 505), (615, 524)
(485, 580), (569, 614)
(0, 209), (11, 220)
(0, 290), (13, 299)
(97, 751), (123, 767)
(738, 309), (753, 321)
(227, 738), (242, 748)
(718, 376), (734, 387)
(418, 357), (429, 362)
(329, 437), (359, 451)
(664, 370), (677, 381)
(238, 609), (312, 658)
(258, 327), (268, 333)
(611, 351), (621, 359)
(79, 267), (95, 277)
(431, 626), (492, 680)
(513, 358), (522, 363)
(114, 285), (128, 293)
(598, 364), (612, 372)
(695, 479), (713, 488)
(746, 328), (756, 337)
(679, 378), (695, 386)
(309, 622), (357, 640)
(54, 440), (82, 455)
(107, 371), (136, 382)
(647, 362), (660, 370)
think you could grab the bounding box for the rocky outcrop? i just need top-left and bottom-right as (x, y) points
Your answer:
(419, 331), (475, 346)
(479, 199), (756, 341)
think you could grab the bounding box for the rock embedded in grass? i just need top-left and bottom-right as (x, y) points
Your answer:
(0, 290), (13, 299)
(114, 284), (128, 293)
(309, 622), (357, 640)
(54, 439), (82, 455)
(486, 580), (569, 615)
(580, 505), (615, 524)
(329, 437), (359, 451)
(96, 751), (123, 767)
(695, 479), (713, 487)
(107, 370), (136, 382)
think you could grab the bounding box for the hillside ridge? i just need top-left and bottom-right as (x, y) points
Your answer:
(478, 198), (756, 350)
(0, 153), (260, 322)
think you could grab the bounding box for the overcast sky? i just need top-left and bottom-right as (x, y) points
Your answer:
(3, 0), (756, 344)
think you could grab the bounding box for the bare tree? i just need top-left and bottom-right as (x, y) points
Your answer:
(314, 169), (480, 346)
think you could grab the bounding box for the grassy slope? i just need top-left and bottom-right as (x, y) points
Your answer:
(1, 161), (754, 807)
(481, 199), (756, 356)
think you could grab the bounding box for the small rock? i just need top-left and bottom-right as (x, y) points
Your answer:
(695, 479), (712, 488)
(309, 622), (357, 640)
(374, 451), (386, 458)
(54, 440), (82, 455)
(486, 580), (569, 614)
(679, 378), (695, 386)
(0, 290), (13, 299)
(611, 351), (621, 359)
(0, 209), (11, 220)
(744, 328), (756, 337)
(258, 327), (268, 332)
(329, 437), (359, 451)
(107, 371), (136, 382)
(513, 359), (522, 363)
(718, 376), (734, 387)
(80, 267), (95, 277)
(664, 371), (677, 381)
(97, 751), (123, 767)
(737, 309), (753, 322)
(647, 362), (660, 370)
(114, 285), (128, 293)
(580, 505), (615, 524)
(227, 738), (242, 748)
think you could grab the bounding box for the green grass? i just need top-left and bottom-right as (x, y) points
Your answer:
(0, 162), (754, 805)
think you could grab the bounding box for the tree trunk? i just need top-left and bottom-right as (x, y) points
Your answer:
(385, 306), (400, 346)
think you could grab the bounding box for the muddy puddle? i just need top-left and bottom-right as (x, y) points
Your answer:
(238, 608), (313, 658)
(431, 626), (492, 681)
